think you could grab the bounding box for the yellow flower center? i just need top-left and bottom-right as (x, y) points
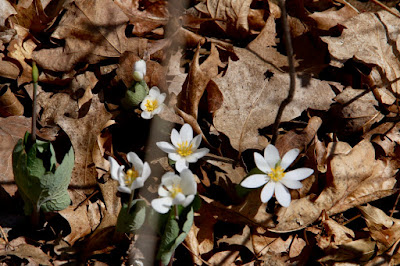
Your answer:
(125, 167), (139, 186)
(177, 141), (193, 157)
(170, 184), (183, 198)
(268, 165), (285, 182)
(145, 99), (158, 112)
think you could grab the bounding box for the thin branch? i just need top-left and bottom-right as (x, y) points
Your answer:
(271, 0), (296, 145)
(31, 62), (38, 143)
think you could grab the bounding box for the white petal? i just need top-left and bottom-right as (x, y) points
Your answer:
(241, 174), (268, 188)
(180, 124), (193, 143)
(142, 162), (151, 180)
(264, 144), (281, 168)
(284, 168), (314, 181)
(280, 149), (299, 170)
(127, 152), (143, 171)
(153, 104), (164, 115)
(157, 93), (166, 104)
(180, 169), (197, 195)
(117, 166), (126, 184)
(156, 141), (176, 153)
(280, 179), (303, 189)
(134, 60), (146, 75)
(141, 111), (153, 119)
(118, 186), (132, 194)
(108, 157), (120, 181)
(175, 159), (189, 172)
(171, 128), (181, 147)
(260, 181), (275, 203)
(182, 194), (195, 207)
(131, 178), (145, 190)
(254, 152), (270, 173)
(158, 185), (170, 197)
(186, 148), (209, 162)
(161, 172), (179, 186)
(149, 86), (160, 97)
(168, 152), (181, 162)
(151, 198), (172, 214)
(172, 193), (186, 205)
(190, 135), (202, 149)
(274, 182), (291, 207)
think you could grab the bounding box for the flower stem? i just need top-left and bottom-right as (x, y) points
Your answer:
(127, 189), (135, 214)
(174, 205), (179, 220)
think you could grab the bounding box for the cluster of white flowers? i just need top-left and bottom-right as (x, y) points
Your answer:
(132, 60), (166, 120)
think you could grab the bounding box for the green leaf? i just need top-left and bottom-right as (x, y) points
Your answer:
(157, 207), (194, 265)
(13, 132), (74, 215)
(121, 81), (149, 109)
(116, 199), (147, 233)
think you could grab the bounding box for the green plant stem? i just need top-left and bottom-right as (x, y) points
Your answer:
(271, 0), (296, 145)
(31, 63), (38, 143)
(174, 205), (179, 220)
(127, 189), (135, 214)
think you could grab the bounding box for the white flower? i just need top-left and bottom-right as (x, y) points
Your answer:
(109, 152), (151, 194)
(133, 60), (146, 81)
(151, 169), (197, 214)
(156, 124), (209, 172)
(241, 144), (313, 207)
(140, 87), (166, 119)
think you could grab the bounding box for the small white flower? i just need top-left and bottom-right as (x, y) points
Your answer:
(109, 152), (151, 194)
(151, 169), (197, 214)
(133, 60), (146, 81)
(140, 87), (166, 119)
(156, 123), (209, 172)
(241, 144), (313, 207)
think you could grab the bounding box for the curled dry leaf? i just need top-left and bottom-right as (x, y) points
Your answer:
(207, 250), (240, 266)
(308, 4), (359, 30)
(0, 85), (24, 116)
(322, 10), (400, 94)
(217, 225), (253, 254)
(178, 43), (221, 119)
(0, 0), (17, 27)
(213, 47), (334, 152)
(0, 237), (52, 265)
(316, 214), (355, 250)
(358, 204), (400, 253)
(318, 238), (376, 263)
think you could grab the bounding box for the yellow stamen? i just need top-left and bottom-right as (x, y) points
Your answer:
(177, 141), (193, 157)
(145, 99), (158, 112)
(125, 167), (139, 185)
(268, 165), (285, 182)
(170, 184), (183, 198)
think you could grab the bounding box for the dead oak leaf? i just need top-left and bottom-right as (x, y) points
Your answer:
(213, 47), (334, 152)
(55, 94), (112, 202)
(322, 10), (400, 94)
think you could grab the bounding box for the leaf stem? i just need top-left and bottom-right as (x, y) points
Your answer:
(31, 62), (38, 143)
(271, 0), (296, 145)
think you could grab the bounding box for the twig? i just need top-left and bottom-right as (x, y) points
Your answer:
(370, 0), (400, 19)
(271, 0), (296, 145)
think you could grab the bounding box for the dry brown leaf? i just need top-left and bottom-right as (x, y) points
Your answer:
(37, 92), (79, 127)
(247, 15), (289, 68)
(289, 235), (306, 258)
(115, 0), (169, 36)
(56, 94), (112, 202)
(370, 122), (400, 157)
(184, 225), (202, 265)
(178, 43), (221, 119)
(0, 0), (17, 27)
(0, 56), (19, 80)
(251, 228), (278, 257)
(207, 250), (240, 266)
(217, 225), (254, 253)
(213, 47), (335, 152)
(58, 205), (94, 245)
(322, 10), (400, 94)
(0, 85), (24, 116)
(7, 25), (36, 85)
(358, 204), (400, 253)
(319, 238), (375, 263)
(0, 237), (52, 265)
(317, 214), (355, 250)
(332, 87), (382, 134)
(309, 5), (359, 30)
(0, 116), (31, 196)
(206, 0), (253, 37)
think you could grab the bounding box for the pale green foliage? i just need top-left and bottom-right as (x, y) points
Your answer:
(116, 199), (147, 233)
(13, 132), (74, 215)
(121, 80), (149, 109)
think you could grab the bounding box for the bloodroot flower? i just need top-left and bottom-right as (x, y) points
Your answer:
(151, 169), (197, 214)
(156, 124), (209, 172)
(241, 144), (313, 207)
(133, 60), (146, 81)
(140, 87), (166, 119)
(109, 152), (151, 194)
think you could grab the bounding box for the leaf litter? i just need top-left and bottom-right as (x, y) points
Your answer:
(1, 0), (400, 265)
